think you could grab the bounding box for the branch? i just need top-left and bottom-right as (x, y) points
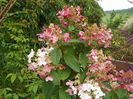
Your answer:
(0, 0), (15, 24)
(0, 0), (13, 19)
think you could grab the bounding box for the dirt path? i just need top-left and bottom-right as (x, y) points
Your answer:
(120, 30), (133, 45)
(112, 60), (133, 71)
(112, 30), (133, 70)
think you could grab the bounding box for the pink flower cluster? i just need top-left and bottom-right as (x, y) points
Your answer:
(86, 49), (116, 82)
(37, 64), (53, 79)
(63, 33), (71, 42)
(37, 6), (112, 48)
(37, 24), (62, 44)
(56, 6), (84, 27)
(37, 24), (71, 44)
(86, 49), (133, 93)
(78, 24), (112, 48)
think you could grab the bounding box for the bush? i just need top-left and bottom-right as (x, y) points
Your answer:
(26, 6), (131, 99)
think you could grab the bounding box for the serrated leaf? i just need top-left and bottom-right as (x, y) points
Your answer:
(50, 48), (62, 65)
(11, 74), (16, 83)
(79, 53), (88, 68)
(59, 88), (71, 99)
(64, 53), (80, 72)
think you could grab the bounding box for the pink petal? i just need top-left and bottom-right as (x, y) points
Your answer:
(45, 76), (53, 82)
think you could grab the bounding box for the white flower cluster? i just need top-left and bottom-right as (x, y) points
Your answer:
(78, 81), (105, 99)
(27, 47), (54, 70)
(66, 80), (105, 99)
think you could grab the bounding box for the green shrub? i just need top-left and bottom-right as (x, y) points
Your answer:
(102, 11), (128, 29)
(123, 15), (133, 34)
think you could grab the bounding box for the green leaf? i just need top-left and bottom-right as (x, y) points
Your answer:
(51, 95), (59, 99)
(0, 0), (7, 3)
(92, 41), (97, 46)
(68, 25), (75, 31)
(80, 71), (86, 83)
(18, 75), (23, 83)
(13, 94), (18, 99)
(33, 84), (38, 94)
(64, 53), (80, 72)
(63, 46), (74, 55)
(59, 88), (71, 99)
(6, 88), (12, 91)
(59, 68), (71, 80)
(79, 53), (88, 68)
(42, 82), (59, 98)
(115, 89), (129, 99)
(6, 73), (13, 79)
(51, 71), (60, 85)
(51, 68), (71, 81)
(0, 89), (6, 96)
(103, 82), (112, 89)
(34, 94), (46, 99)
(11, 74), (16, 83)
(69, 39), (81, 43)
(104, 90), (118, 99)
(50, 48), (62, 65)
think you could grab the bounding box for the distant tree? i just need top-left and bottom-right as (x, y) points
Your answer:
(128, 0), (133, 3)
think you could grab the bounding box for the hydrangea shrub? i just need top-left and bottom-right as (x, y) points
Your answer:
(27, 6), (132, 99)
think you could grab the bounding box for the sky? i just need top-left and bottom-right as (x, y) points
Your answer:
(98, 0), (133, 11)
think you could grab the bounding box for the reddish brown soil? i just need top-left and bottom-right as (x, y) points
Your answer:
(112, 60), (133, 71)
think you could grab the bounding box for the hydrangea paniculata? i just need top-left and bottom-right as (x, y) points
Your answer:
(27, 5), (131, 99)
(86, 49), (117, 89)
(37, 24), (62, 44)
(56, 6), (85, 27)
(78, 24), (112, 48)
(66, 80), (105, 99)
